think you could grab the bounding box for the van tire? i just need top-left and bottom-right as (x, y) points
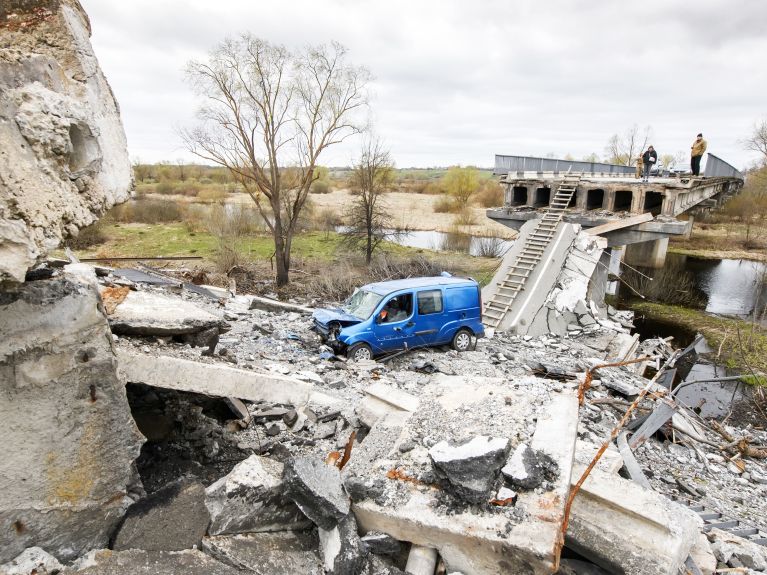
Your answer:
(347, 342), (373, 362)
(452, 329), (472, 352)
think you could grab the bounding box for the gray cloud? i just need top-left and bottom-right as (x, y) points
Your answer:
(81, 0), (767, 169)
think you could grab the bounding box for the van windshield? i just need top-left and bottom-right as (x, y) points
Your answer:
(342, 289), (383, 320)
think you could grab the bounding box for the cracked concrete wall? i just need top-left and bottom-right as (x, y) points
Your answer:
(0, 0), (132, 283)
(0, 265), (145, 562)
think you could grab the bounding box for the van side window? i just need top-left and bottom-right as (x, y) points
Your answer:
(417, 290), (443, 315)
(381, 293), (413, 323)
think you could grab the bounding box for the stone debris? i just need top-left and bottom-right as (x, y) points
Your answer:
(112, 479), (210, 552)
(65, 548), (242, 575)
(428, 436), (511, 503)
(318, 514), (368, 575)
(205, 455), (311, 536)
(201, 531), (323, 574)
(501, 442), (558, 490)
(708, 528), (767, 571)
(360, 532), (403, 556)
(283, 457), (351, 530)
(0, 547), (63, 575)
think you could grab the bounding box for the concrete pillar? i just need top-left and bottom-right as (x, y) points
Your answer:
(624, 238), (669, 269)
(405, 545), (438, 575)
(661, 191), (676, 216)
(604, 190), (616, 212)
(606, 247), (624, 296)
(575, 188), (587, 210)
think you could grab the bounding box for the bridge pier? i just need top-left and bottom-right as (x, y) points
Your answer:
(624, 238), (669, 269)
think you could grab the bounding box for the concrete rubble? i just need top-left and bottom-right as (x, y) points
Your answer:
(0, 0), (132, 283)
(2, 4), (767, 573)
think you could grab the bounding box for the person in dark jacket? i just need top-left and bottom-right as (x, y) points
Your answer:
(642, 145), (657, 182)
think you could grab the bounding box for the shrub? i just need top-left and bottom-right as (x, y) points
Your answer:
(197, 188), (229, 202)
(453, 208), (477, 226)
(422, 182), (445, 195)
(474, 236), (507, 258)
(310, 180), (331, 194)
(475, 181), (504, 208)
(433, 196), (457, 213)
(65, 221), (107, 249)
(175, 182), (201, 197)
(312, 207), (343, 232)
(155, 181), (177, 195)
(111, 199), (183, 223)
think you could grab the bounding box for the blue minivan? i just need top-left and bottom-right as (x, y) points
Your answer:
(312, 275), (485, 361)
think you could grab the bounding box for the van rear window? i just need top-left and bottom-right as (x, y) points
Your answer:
(417, 290), (443, 315)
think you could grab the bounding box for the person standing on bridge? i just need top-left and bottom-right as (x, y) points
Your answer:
(690, 133), (707, 176)
(642, 145), (657, 182)
(635, 154), (643, 179)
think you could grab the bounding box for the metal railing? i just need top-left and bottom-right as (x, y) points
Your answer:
(494, 154), (635, 176)
(703, 153), (743, 179)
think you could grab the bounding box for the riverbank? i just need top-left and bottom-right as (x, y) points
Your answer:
(626, 300), (767, 381)
(670, 220), (767, 262)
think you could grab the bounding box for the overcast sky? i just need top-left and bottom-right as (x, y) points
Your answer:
(81, 0), (767, 170)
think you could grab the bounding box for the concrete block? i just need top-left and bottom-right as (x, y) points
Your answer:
(112, 479), (210, 552)
(107, 289), (229, 336)
(283, 458), (350, 530)
(70, 549), (241, 575)
(202, 531), (322, 574)
(0, 272), (144, 562)
(117, 349), (342, 409)
(205, 455), (311, 536)
(0, 547), (63, 575)
(346, 377), (580, 575)
(357, 383), (419, 428)
(319, 514), (368, 575)
(248, 295), (313, 315)
(566, 465), (701, 575)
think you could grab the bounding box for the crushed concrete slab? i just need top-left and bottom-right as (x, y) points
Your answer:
(107, 290), (230, 336)
(319, 514), (368, 575)
(0, 268), (144, 562)
(360, 532), (403, 556)
(501, 442), (558, 490)
(357, 382), (419, 428)
(249, 295), (313, 315)
(112, 479), (210, 552)
(690, 533), (717, 575)
(66, 549), (241, 575)
(201, 531), (322, 574)
(205, 455), (311, 535)
(566, 465), (701, 575)
(283, 457), (350, 530)
(345, 375), (580, 575)
(117, 349), (342, 409)
(429, 436), (510, 503)
(708, 528), (767, 571)
(0, 547), (63, 575)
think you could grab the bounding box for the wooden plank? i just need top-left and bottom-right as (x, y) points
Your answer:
(585, 212), (654, 236)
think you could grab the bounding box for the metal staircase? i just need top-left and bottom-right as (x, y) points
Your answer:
(483, 173), (582, 329)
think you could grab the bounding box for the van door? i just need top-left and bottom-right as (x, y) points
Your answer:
(372, 293), (416, 352)
(412, 289), (445, 346)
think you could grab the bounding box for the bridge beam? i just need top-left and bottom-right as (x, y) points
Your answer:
(624, 238), (669, 269)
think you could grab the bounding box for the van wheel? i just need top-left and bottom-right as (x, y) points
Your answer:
(347, 343), (373, 362)
(452, 329), (472, 352)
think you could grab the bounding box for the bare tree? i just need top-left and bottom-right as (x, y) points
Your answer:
(741, 119), (767, 163)
(604, 124), (653, 166)
(183, 35), (370, 286)
(341, 137), (403, 264)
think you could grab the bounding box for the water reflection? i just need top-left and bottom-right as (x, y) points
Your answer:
(617, 252), (767, 319)
(335, 227), (513, 257)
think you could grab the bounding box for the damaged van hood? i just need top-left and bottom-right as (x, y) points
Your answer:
(312, 308), (363, 326)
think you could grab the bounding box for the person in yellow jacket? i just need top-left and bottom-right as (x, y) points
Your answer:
(691, 133), (707, 176)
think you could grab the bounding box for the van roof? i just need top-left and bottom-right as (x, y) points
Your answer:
(362, 276), (477, 296)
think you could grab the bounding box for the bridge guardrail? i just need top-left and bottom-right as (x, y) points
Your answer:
(704, 154), (743, 179)
(495, 154), (635, 176)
